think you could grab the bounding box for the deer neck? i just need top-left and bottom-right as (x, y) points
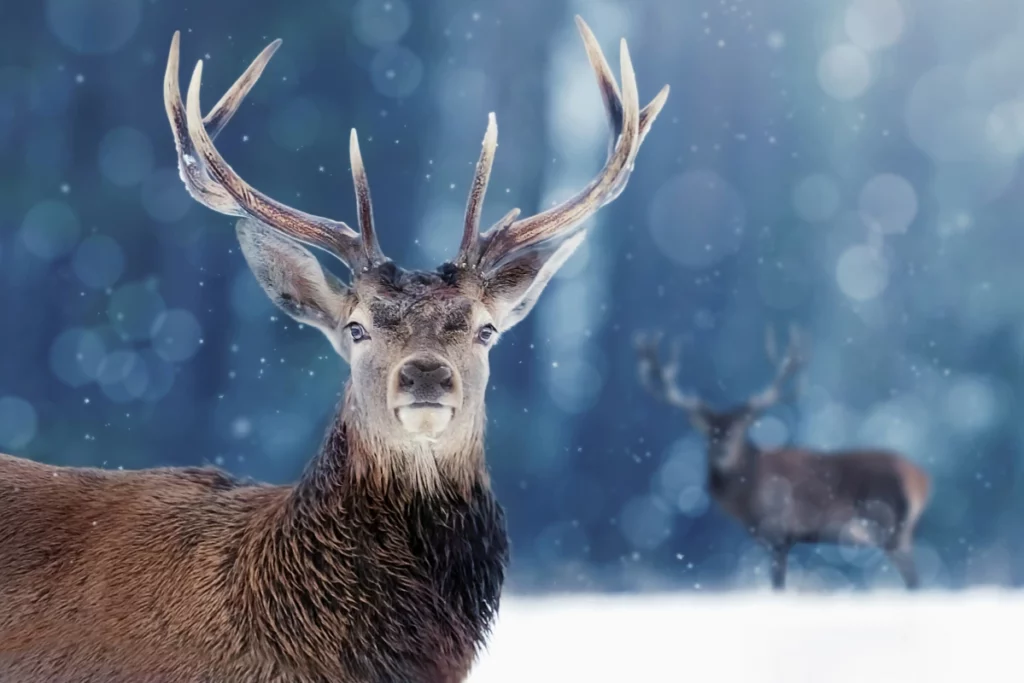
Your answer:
(297, 386), (489, 505)
(237, 389), (506, 678)
(708, 426), (755, 475)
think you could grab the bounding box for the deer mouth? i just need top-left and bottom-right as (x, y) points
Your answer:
(394, 403), (456, 438)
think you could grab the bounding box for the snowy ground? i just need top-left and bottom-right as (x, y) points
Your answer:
(470, 590), (1021, 682)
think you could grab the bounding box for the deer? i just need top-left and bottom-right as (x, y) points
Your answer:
(0, 17), (668, 683)
(635, 327), (931, 591)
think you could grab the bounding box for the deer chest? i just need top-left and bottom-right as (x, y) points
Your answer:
(247, 488), (510, 682)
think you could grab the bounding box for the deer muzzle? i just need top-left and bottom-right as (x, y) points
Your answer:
(390, 356), (461, 438)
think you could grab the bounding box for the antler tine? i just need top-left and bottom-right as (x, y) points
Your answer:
(749, 323), (805, 411)
(203, 39), (282, 140)
(635, 332), (703, 413)
(668, 335), (683, 368)
(572, 18), (669, 153)
(789, 323), (803, 353)
(349, 129), (386, 266)
(765, 324), (779, 364)
(166, 32), (281, 164)
(164, 31), (254, 215)
(475, 16), (668, 271)
(787, 323), (807, 397)
(457, 113), (498, 267)
(174, 47), (365, 270)
(783, 323), (807, 374)
(573, 16), (669, 203)
(773, 323), (804, 374)
(475, 206), (520, 264)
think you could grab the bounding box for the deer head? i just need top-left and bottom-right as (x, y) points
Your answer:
(635, 325), (805, 449)
(165, 19), (668, 475)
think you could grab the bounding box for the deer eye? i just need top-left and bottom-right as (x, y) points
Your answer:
(476, 324), (497, 345)
(346, 322), (370, 343)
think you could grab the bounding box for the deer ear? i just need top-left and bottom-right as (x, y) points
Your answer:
(688, 411), (711, 434)
(482, 231), (586, 330)
(236, 218), (354, 356)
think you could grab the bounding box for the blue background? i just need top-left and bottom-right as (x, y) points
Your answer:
(2, 0), (1023, 592)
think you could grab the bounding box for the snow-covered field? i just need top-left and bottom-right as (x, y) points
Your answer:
(471, 591), (1021, 682)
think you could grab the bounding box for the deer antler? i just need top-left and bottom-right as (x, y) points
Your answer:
(748, 324), (805, 411)
(166, 16), (667, 276)
(457, 16), (670, 271)
(164, 32), (372, 271)
(634, 332), (704, 412)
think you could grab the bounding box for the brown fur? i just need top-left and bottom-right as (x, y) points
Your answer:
(697, 412), (931, 590)
(0, 398), (508, 682)
(636, 333), (932, 590)
(0, 19), (670, 679)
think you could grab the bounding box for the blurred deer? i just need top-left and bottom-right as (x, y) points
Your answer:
(0, 18), (668, 682)
(635, 327), (930, 591)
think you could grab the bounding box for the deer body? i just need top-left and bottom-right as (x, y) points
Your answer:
(706, 438), (930, 588)
(637, 329), (931, 590)
(0, 409), (506, 682)
(0, 17), (667, 681)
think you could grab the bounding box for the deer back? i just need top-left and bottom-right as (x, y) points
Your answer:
(745, 447), (929, 546)
(0, 451), (267, 680)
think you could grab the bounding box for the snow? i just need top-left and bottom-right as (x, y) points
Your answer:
(471, 590), (1019, 682)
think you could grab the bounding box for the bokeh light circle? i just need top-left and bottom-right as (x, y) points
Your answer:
(353, 0), (412, 47)
(817, 44), (872, 101)
(836, 245), (889, 301)
(97, 350), (146, 402)
(750, 415), (789, 449)
(49, 327), (106, 387)
(108, 281), (167, 341)
(676, 486), (710, 518)
(370, 46), (424, 98)
(20, 199), (80, 261)
(793, 174), (841, 222)
(844, 0), (906, 52)
(46, 0), (141, 55)
(150, 309), (203, 363)
(96, 350), (135, 386)
(0, 396), (38, 450)
(648, 170), (746, 269)
(944, 375), (1000, 434)
(985, 101), (1024, 157)
(858, 173), (918, 234)
(905, 66), (985, 163)
(98, 126), (154, 187)
(73, 235), (125, 289)
(619, 494), (674, 551)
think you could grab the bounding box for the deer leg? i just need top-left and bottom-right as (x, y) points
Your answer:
(886, 538), (920, 590)
(886, 495), (923, 590)
(769, 544), (790, 591)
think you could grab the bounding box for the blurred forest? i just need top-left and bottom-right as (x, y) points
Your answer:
(2, 0), (1024, 593)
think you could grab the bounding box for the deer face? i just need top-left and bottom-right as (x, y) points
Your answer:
(232, 224), (551, 447)
(691, 408), (753, 442)
(165, 19), (668, 454)
(340, 267), (496, 443)
(233, 221), (604, 451)
(635, 325), (805, 461)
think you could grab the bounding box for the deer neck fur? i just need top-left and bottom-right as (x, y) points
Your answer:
(707, 425), (756, 475)
(321, 382), (489, 497)
(229, 385), (506, 680)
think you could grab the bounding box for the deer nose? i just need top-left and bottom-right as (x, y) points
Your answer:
(398, 357), (454, 401)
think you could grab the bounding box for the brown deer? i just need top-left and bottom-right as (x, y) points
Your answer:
(0, 18), (668, 682)
(635, 327), (931, 591)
